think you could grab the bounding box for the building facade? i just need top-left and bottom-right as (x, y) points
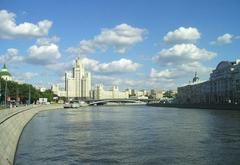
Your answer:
(65, 58), (91, 99)
(51, 84), (67, 97)
(93, 84), (129, 100)
(177, 60), (240, 104)
(149, 89), (164, 99)
(0, 64), (12, 81)
(52, 58), (91, 99)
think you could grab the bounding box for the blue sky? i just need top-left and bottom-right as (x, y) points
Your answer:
(0, 0), (239, 90)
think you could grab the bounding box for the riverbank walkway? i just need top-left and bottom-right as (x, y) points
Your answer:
(0, 104), (62, 165)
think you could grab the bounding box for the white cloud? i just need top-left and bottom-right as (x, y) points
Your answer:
(82, 58), (140, 73)
(26, 43), (61, 65)
(36, 36), (60, 46)
(67, 40), (97, 56)
(163, 27), (201, 44)
(92, 71), (177, 90)
(178, 61), (212, 74)
(210, 33), (234, 45)
(67, 23), (146, 55)
(150, 68), (175, 79)
(151, 43), (216, 85)
(96, 58), (140, 73)
(44, 57), (140, 77)
(0, 10), (52, 39)
(148, 63), (212, 90)
(153, 44), (216, 65)
(0, 48), (24, 64)
(0, 37), (61, 68)
(155, 26), (215, 86)
(25, 37), (61, 65)
(46, 61), (73, 75)
(150, 62), (212, 81)
(21, 72), (38, 80)
(13, 72), (38, 83)
(92, 75), (144, 89)
(81, 58), (99, 69)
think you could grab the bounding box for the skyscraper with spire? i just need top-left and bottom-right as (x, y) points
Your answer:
(65, 58), (91, 99)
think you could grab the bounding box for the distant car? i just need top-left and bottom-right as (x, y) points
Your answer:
(10, 100), (19, 107)
(63, 102), (72, 108)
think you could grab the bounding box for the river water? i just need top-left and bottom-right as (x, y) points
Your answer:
(14, 106), (240, 165)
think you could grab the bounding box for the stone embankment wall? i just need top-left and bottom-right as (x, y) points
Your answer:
(147, 103), (240, 110)
(0, 104), (62, 165)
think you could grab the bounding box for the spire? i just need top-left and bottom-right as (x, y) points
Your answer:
(76, 58), (80, 67)
(75, 57), (84, 69)
(3, 63), (7, 69)
(1, 64), (8, 72)
(0, 63), (12, 78)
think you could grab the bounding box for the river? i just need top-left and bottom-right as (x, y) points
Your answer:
(14, 106), (240, 165)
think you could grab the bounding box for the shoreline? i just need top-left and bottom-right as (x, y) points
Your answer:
(0, 104), (62, 165)
(147, 103), (240, 110)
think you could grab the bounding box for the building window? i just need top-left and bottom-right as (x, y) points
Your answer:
(236, 79), (240, 91)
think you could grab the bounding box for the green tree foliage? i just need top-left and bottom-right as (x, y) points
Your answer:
(0, 78), (55, 104)
(163, 90), (176, 98)
(40, 89), (55, 102)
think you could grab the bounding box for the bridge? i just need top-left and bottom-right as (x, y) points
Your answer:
(85, 98), (154, 106)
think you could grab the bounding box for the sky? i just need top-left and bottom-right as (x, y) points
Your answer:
(0, 0), (240, 90)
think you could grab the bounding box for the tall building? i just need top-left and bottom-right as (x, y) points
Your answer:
(177, 60), (240, 104)
(0, 64), (12, 81)
(52, 58), (91, 99)
(65, 58), (91, 99)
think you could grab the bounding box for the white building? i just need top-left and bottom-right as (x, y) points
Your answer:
(129, 90), (149, 99)
(65, 58), (91, 98)
(38, 98), (48, 104)
(125, 88), (133, 96)
(93, 84), (129, 100)
(0, 64), (12, 81)
(177, 60), (240, 104)
(150, 89), (164, 99)
(51, 84), (66, 97)
(52, 58), (91, 99)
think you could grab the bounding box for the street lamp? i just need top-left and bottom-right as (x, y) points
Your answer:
(28, 84), (31, 105)
(0, 80), (1, 106)
(4, 80), (7, 108)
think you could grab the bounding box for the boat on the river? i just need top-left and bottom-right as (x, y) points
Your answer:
(63, 101), (89, 108)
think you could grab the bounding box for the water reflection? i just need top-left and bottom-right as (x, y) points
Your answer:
(15, 106), (240, 165)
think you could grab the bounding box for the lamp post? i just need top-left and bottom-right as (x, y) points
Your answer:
(28, 85), (31, 105)
(16, 87), (19, 106)
(4, 80), (7, 108)
(0, 81), (1, 106)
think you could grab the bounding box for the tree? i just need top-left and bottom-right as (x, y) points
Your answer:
(163, 90), (176, 98)
(40, 89), (55, 102)
(0, 78), (55, 104)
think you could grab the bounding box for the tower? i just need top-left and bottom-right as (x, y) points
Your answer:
(0, 64), (12, 81)
(65, 58), (91, 99)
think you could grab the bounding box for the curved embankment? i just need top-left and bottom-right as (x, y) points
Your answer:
(0, 104), (62, 165)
